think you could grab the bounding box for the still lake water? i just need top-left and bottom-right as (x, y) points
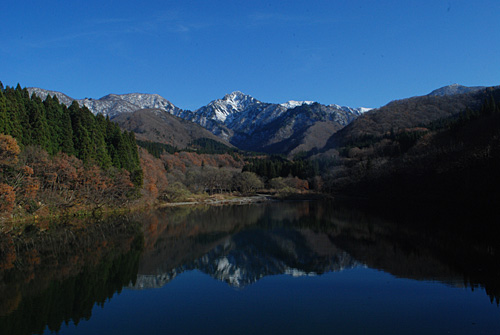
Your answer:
(1, 201), (499, 334)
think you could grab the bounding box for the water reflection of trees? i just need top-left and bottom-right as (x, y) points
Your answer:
(136, 201), (500, 304)
(312, 201), (500, 306)
(0, 216), (143, 335)
(2, 201), (497, 335)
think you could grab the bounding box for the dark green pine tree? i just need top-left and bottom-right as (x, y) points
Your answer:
(27, 93), (50, 149)
(9, 85), (30, 145)
(0, 85), (7, 134)
(93, 113), (112, 169)
(125, 131), (142, 187)
(104, 116), (123, 168)
(57, 103), (75, 155)
(69, 101), (94, 163)
(43, 95), (63, 154)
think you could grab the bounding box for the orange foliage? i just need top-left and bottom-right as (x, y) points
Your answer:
(0, 134), (20, 167)
(80, 165), (107, 191)
(23, 175), (40, 200)
(140, 148), (168, 201)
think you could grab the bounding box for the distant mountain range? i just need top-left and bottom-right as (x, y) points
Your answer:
(27, 87), (370, 154)
(27, 84), (494, 155)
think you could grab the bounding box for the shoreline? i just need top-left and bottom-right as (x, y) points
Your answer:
(158, 193), (277, 207)
(0, 192), (327, 233)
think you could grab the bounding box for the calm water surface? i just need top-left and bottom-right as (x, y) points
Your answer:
(1, 201), (499, 334)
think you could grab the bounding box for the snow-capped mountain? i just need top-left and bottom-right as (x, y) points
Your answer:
(27, 88), (183, 118)
(27, 87), (74, 106)
(195, 91), (261, 122)
(27, 87), (371, 154)
(185, 91), (371, 153)
(81, 93), (183, 118)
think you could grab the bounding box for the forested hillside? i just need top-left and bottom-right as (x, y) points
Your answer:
(0, 83), (141, 176)
(324, 87), (490, 149)
(0, 83), (142, 219)
(321, 87), (500, 214)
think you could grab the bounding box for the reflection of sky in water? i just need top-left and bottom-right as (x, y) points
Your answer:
(2, 201), (499, 335)
(58, 268), (498, 335)
(53, 202), (500, 335)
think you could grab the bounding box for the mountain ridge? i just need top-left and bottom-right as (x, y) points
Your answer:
(27, 84), (492, 155)
(27, 87), (371, 154)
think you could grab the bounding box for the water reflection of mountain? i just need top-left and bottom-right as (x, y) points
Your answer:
(134, 227), (360, 289)
(131, 204), (359, 288)
(1, 201), (499, 335)
(132, 202), (500, 304)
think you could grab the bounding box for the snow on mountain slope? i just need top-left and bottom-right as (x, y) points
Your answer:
(280, 100), (314, 109)
(27, 87), (371, 153)
(26, 87), (74, 106)
(27, 88), (183, 118)
(328, 104), (372, 116)
(193, 91), (262, 122)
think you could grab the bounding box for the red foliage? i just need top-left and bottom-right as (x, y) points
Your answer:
(140, 148), (168, 201)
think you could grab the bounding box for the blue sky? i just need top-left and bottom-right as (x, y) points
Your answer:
(1, 0), (499, 110)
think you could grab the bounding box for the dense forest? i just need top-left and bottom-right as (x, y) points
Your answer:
(0, 83), (141, 176)
(0, 83), (142, 219)
(321, 89), (500, 214)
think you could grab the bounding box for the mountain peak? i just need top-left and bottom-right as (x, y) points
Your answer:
(195, 91), (262, 122)
(223, 91), (248, 99)
(220, 91), (260, 107)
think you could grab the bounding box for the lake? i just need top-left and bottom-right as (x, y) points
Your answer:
(1, 201), (499, 334)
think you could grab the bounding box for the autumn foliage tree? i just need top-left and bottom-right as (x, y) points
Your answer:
(0, 134), (20, 167)
(0, 83), (145, 219)
(0, 135), (20, 217)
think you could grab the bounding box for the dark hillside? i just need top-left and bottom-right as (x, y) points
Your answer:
(323, 90), (500, 216)
(324, 87), (497, 150)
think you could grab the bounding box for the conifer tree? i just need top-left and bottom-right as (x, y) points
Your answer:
(69, 101), (94, 163)
(0, 87), (7, 134)
(27, 93), (50, 149)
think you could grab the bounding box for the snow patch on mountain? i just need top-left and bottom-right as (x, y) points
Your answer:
(194, 91), (262, 122)
(27, 86), (372, 153)
(328, 104), (372, 116)
(280, 100), (314, 109)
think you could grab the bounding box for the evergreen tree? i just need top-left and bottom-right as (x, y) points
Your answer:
(93, 114), (112, 169)
(69, 101), (94, 163)
(59, 104), (75, 155)
(10, 85), (29, 145)
(0, 87), (7, 134)
(1, 82), (143, 188)
(27, 93), (50, 149)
